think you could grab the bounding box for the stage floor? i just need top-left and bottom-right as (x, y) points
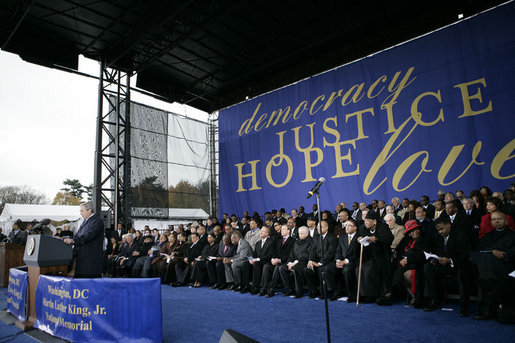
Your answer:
(2, 284), (514, 342)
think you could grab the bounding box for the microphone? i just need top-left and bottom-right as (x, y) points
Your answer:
(32, 218), (51, 232)
(306, 177), (325, 198)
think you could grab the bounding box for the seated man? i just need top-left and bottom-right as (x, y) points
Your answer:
(131, 235), (154, 277)
(247, 226), (276, 295)
(191, 233), (219, 287)
(279, 226), (313, 298)
(304, 220), (338, 300)
(335, 218), (359, 302)
(357, 211), (394, 305)
(471, 211), (515, 320)
(174, 232), (204, 286)
(211, 233), (235, 290)
(117, 233), (141, 277)
(423, 216), (472, 316)
(223, 231), (252, 292)
(263, 225), (295, 297)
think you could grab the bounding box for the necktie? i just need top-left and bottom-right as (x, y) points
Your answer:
(444, 236), (449, 252)
(348, 235), (351, 245)
(467, 210), (471, 215)
(282, 237), (286, 245)
(224, 246), (228, 253)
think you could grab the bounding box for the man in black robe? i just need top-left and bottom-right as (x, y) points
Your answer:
(356, 211), (394, 304)
(471, 211), (515, 320)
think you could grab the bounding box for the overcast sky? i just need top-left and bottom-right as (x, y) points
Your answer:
(0, 51), (209, 202)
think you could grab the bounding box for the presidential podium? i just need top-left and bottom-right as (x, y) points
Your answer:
(16, 235), (72, 331)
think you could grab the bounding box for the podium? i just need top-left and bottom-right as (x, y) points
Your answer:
(0, 242), (25, 287)
(16, 235), (72, 331)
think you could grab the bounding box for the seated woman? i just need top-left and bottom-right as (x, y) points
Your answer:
(392, 220), (425, 307)
(161, 232), (190, 285)
(479, 197), (515, 239)
(402, 200), (419, 225)
(191, 233), (219, 287)
(152, 232), (178, 278)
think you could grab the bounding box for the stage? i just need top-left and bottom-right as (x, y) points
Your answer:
(1, 284), (514, 342)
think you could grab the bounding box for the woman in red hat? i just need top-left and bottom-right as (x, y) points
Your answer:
(392, 220), (425, 307)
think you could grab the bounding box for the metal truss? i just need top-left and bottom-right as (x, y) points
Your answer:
(208, 112), (219, 216)
(93, 60), (131, 230)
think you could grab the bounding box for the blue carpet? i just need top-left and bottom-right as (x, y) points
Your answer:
(2, 286), (514, 342)
(0, 288), (37, 343)
(161, 285), (515, 343)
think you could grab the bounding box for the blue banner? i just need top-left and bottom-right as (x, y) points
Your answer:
(218, 3), (515, 216)
(35, 276), (162, 343)
(6, 268), (28, 321)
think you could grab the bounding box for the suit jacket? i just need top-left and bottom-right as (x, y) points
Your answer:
(218, 242), (235, 258)
(253, 237), (276, 263)
(232, 239), (252, 264)
(184, 241), (205, 263)
(309, 232), (338, 265)
(451, 211), (477, 247)
(335, 233), (359, 264)
(273, 236), (295, 263)
(377, 208), (387, 220)
(423, 228), (470, 268)
(11, 229), (28, 245)
(73, 214), (105, 276)
(351, 209), (362, 221)
(424, 204), (436, 220)
(240, 224), (251, 238)
(288, 236), (313, 263)
(464, 207), (481, 228)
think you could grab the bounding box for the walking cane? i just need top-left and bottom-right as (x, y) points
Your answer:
(356, 242), (364, 307)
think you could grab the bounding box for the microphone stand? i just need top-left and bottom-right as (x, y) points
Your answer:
(315, 190), (331, 343)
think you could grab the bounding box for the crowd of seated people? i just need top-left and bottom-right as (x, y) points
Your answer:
(103, 184), (515, 321)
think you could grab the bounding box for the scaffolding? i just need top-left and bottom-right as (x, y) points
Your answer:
(208, 112), (219, 216)
(92, 61), (132, 229)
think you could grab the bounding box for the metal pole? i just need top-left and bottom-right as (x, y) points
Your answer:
(124, 72), (131, 229)
(315, 192), (331, 343)
(113, 71), (120, 231)
(93, 59), (104, 215)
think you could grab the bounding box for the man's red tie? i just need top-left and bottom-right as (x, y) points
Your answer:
(282, 237), (286, 245)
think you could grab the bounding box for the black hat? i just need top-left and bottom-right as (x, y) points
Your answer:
(365, 211), (378, 220)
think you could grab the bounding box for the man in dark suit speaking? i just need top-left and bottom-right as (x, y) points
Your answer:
(64, 202), (105, 278)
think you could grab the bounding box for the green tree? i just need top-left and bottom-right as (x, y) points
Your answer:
(60, 179), (87, 200)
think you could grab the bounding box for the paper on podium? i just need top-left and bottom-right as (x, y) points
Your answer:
(424, 251), (439, 260)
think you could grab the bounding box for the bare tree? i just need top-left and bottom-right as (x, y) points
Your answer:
(0, 185), (48, 213)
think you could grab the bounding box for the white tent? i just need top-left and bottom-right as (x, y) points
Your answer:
(132, 208), (209, 231)
(0, 203), (82, 235)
